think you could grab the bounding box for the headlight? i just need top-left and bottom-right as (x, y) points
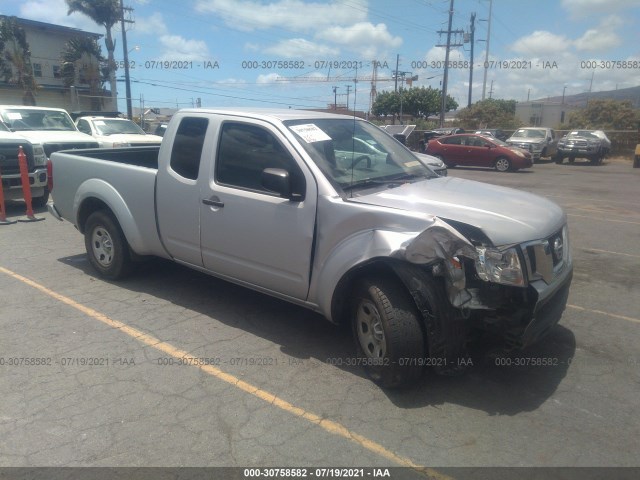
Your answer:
(512, 149), (525, 158)
(475, 246), (525, 286)
(32, 145), (46, 165)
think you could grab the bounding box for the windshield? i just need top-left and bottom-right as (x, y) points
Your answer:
(285, 118), (436, 194)
(92, 119), (146, 136)
(567, 131), (598, 139)
(0, 108), (76, 131)
(513, 128), (545, 138)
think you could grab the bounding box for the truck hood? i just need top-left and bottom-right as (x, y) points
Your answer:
(15, 130), (96, 144)
(352, 176), (565, 246)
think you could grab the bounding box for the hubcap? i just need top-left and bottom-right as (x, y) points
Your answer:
(496, 159), (509, 171)
(356, 300), (386, 358)
(91, 226), (114, 267)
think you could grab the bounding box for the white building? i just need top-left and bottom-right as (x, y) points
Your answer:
(515, 101), (579, 127)
(0, 16), (113, 111)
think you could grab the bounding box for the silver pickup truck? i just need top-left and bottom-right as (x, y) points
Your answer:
(48, 108), (573, 387)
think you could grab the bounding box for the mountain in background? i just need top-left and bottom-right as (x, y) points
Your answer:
(536, 85), (640, 108)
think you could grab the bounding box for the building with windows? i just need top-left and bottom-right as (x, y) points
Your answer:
(515, 101), (579, 127)
(0, 16), (113, 111)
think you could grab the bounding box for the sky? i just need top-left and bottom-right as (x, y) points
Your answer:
(1, 0), (640, 114)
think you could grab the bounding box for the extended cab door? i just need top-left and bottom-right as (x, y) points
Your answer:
(200, 118), (317, 300)
(156, 115), (210, 267)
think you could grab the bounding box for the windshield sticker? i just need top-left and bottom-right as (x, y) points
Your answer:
(404, 160), (421, 168)
(94, 121), (106, 125)
(290, 124), (332, 143)
(570, 131), (578, 135)
(6, 112), (22, 120)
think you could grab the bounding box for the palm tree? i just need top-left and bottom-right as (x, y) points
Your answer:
(61, 37), (107, 110)
(0, 16), (38, 105)
(66, 0), (120, 109)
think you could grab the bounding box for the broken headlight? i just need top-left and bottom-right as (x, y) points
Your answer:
(474, 246), (525, 286)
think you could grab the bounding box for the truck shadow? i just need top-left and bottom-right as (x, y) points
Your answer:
(59, 254), (575, 415)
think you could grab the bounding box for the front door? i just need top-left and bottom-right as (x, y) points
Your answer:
(200, 119), (317, 300)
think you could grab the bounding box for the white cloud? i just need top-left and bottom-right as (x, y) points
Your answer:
(257, 73), (285, 84)
(510, 31), (571, 56)
(194, 0), (367, 32)
(19, 0), (103, 34)
(316, 22), (402, 58)
(264, 39), (339, 58)
(133, 12), (168, 36)
(158, 35), (210, 61)
(573, 15), (623, 51)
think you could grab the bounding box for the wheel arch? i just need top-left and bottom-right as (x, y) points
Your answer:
(73, 179), (145, 254)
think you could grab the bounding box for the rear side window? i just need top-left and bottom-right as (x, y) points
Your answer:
(170, 117), (208, 180)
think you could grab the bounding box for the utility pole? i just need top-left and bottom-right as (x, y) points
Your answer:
(480, 0), (493, 100)
(345, 85), (352, 111)
(488, 79), (494, 99)
(437, 0), (463, 127)
(467, 12), (476, 107)
(120, 0), (135, 119)
(332, 86), (339, 110)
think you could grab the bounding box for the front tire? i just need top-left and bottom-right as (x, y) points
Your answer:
(84, 210), (133, 280)
(352, 276), (425, 388)
(494, 157), (511, 172)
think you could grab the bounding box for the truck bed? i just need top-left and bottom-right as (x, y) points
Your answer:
(50, 146), (166, 258)
(64, 146), (160, 169)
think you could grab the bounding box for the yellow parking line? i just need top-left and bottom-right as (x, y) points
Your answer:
(567, 304), (640, 324)
(0, 266), (450, 480)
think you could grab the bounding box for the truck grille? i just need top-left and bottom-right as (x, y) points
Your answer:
(509, 142), (532, 152)
(43, 142), (99, 157)
(0, 142), (35, 174)
(522, 226), (570, 285)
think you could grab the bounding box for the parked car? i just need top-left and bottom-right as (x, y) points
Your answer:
(0, 106), (99, 158)
(506, 127), (558, 161)
(76, 116), (163, 148)
(0, 123), (49, 207)
(48, 108), (572, 388)
(556, 130), (610, 165)
(154, 123), (168, 137)
(426, 133), (533, 172)
(475, 129), (508, 141)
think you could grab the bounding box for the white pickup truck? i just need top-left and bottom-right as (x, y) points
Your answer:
(48, 108), (573, 387)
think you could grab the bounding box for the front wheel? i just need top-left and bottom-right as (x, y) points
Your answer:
(84, 210), (133, 280)
(352, 276), (425, 388)
(494, 157), (511, 172)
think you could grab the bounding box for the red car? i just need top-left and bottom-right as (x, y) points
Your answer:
(426, 133), (533, 172)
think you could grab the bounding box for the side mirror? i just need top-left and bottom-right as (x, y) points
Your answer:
(261, 168), (293, 200)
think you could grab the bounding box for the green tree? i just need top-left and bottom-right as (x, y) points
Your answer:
(66, 0), (120, 108)
(0, 16), (38, 105)
(372, 86), (457, 119)
(455, 99), (521, 129)
(61, 37), (107, 110)
(566, 99), (639, 130)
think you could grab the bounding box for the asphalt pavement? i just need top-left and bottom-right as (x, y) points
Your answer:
(0, 157), (639, 478)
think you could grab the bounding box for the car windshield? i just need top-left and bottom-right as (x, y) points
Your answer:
(92, 119), (146, 135)
(567, 131), (598, 139)
(1, 108), (76, 131)
(285, 118), (436, 194)
(513, 129), (545, 138)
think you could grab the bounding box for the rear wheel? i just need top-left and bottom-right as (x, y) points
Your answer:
(494, 157), (511, 172)
(352, 276), (424, 388)
(84, 210), (133, 280)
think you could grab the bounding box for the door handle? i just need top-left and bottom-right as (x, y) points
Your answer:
(202, 196), (224, 208)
